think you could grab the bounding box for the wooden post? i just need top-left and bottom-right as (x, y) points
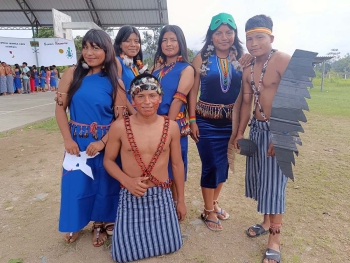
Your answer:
(321, 61), (325, 92)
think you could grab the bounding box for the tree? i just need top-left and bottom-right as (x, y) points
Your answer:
(187, 48), (194, 63)
(332, 54), (350, 73)
(74, 35), (83, 58)
(142, 28), (161, 68)
(327, 48), (341, 63)
(32, 27), (54, 38)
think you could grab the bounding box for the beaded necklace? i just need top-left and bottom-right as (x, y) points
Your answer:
(216, 56), (232, 93)
(250, 49), (276, 122)
(157, 62), (176, 82)
(123, 115), (172, 189)
(131, 66), (139, 76)
(157, 56), (183, 82)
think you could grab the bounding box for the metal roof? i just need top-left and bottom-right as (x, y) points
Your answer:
(0, 0), (168, 30)
(313, 56), (334, 64)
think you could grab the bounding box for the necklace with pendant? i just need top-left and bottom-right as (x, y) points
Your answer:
(216, 56), (232, 93)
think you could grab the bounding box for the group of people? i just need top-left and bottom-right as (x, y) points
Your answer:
(55, 12), (292, 263)
(0, 62), (59, 95)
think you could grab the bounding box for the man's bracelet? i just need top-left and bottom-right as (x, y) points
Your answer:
(100, 139), (106, 147)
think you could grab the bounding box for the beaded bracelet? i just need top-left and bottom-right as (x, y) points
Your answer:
(189, 116), (196, 123)
(173, 91), (187, 104)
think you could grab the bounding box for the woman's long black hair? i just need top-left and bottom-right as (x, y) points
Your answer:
(67, 29), (122, 108)
(113, 25), (143, 64)
(201, 24), (244, 61)
(15, 64), (21, 74)
(152, 25), (192, 69)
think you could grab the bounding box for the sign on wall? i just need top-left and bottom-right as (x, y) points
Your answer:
(0, 36), (77, 66)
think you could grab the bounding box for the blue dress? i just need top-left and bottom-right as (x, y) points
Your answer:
(196, 55), (242, 188)
(153, 62), (190, 181)
(34, 71), (39, 87)
(14, 71), (21, 89)
(40, 70), (46, 88)
(117, 56), (138, 103)
(50, 71), (57, 87)
(59, 72), (121, 232)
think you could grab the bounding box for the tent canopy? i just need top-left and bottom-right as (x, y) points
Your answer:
(0, 0), (168, 30)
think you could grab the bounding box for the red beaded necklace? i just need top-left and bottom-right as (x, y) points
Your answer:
(123, 115), (172, 188)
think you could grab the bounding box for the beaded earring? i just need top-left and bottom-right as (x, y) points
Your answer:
(81, 61), (89, 69)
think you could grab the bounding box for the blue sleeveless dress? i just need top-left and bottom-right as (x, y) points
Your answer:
(14, 71), (21, 89)
(197, 55), (242, 188)
(34, 71), (39, 87)
(40, 70), (46, 88)
(153, 62), (190, 181)
(117, 56), (138, 103)
(59, 72), (121, 232)
(50, 71), (57, 87)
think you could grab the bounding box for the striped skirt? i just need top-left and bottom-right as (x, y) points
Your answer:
(245, 118), (288, 214)
(112, 187), (182, 263)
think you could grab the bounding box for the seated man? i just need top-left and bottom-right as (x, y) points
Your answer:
(104, 73), (186, 263)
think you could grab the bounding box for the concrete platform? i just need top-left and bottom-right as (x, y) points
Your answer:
(0, 92), (56, 132)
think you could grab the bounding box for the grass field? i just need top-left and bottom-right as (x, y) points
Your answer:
(1, 84), (349, 263)
(309, 85), (350, 116)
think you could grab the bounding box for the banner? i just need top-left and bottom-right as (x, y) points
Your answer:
(0, 36), (76, 66)
(0, 37), (36, 65)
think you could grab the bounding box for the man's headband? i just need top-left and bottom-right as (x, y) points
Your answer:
(246, 27), (272, 35)
(129, 76), (163, 97)
(210, 13), (237, 31)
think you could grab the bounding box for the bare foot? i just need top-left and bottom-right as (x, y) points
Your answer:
(64, 232), (79, 243)
(92, 222), (107, 247)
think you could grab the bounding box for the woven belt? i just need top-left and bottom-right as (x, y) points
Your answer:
(69, 120), (111, 140)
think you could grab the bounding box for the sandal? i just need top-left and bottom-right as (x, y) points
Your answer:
(104, 223), (114, 236)
(246, 224), (269, 238)
(64, 232), (79, 243)
(263, 248), (281, 263)
(201, 208), (223, 231)
(213, 200), (230, 220)
(92, 222), (107, 247)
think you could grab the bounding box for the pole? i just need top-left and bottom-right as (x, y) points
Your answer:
(31, 26), (39, 67)
(321, 61), (325, 92)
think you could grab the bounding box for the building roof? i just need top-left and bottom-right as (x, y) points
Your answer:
(313, 56), (334, 64)
(0, 0), (168, 30)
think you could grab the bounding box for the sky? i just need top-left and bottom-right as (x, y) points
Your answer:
(1, 0), (349, 57)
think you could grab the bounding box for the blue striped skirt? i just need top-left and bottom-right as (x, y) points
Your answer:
(112, 187), (182, 262)
(245, 118), (288, 214)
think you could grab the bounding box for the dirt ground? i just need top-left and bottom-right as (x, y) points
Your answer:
(0, 111), (349, 263)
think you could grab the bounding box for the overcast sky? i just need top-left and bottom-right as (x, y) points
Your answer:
(1, 0), (349, 57)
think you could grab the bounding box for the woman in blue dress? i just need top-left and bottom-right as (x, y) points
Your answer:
(33, 65), (39, 91)
(13, 64), (22, 93)
(39, 66), (46, 91)
(114, 25), (146, 114)
(55, 29), (126, 247)
(152, 25), (195, 203)
(188, 13), (249, 231)
(50, 66), (57, 90)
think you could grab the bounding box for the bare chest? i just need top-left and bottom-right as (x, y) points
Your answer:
(122, 126), (169, 157)
(250, 64), (280, 94)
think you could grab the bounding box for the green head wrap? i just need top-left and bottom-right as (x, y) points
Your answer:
(210, 13), (237, 31)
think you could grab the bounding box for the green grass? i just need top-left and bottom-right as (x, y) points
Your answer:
(26, 118), (59, 131)
(308, 85), (350, 117)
